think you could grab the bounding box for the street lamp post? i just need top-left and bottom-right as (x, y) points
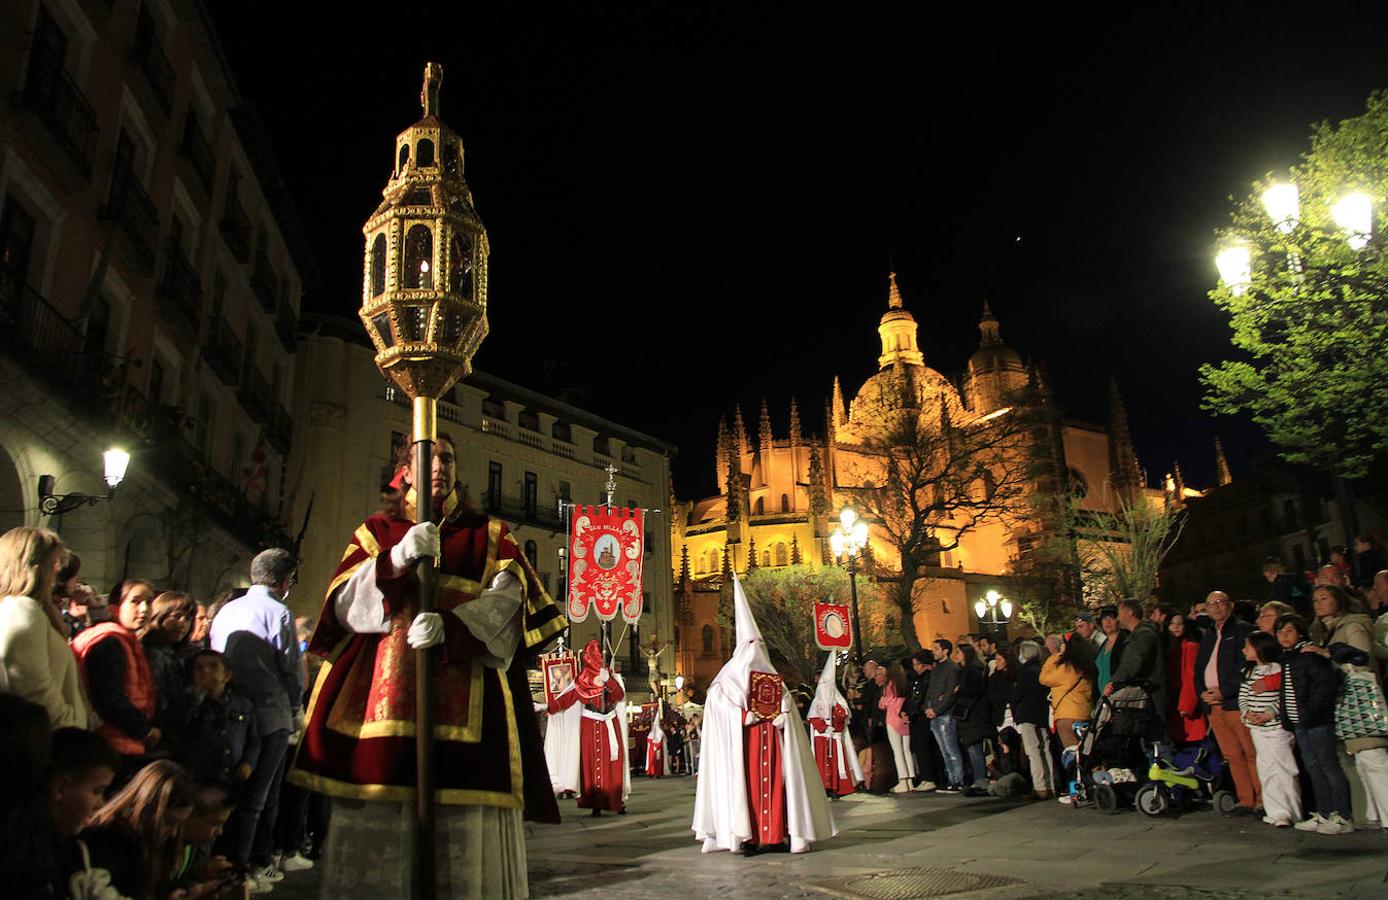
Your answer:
(973, 589), (1013, 640)
(830, 505), (870, 662)
(38, 447), (130, 515)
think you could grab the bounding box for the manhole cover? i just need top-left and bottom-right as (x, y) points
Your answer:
(807, 866), (1026, 899)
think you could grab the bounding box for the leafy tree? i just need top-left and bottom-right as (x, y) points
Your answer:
(1074, 495), (1185, 607)
(730, 565), (895, 687)
(1202, 90), (1388, 480)
(839, 374), (1041, 649)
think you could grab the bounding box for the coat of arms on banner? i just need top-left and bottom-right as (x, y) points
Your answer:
(748, 671), (782, 721)
(814, 601), (852, 650)
(567, 505), (645, 624)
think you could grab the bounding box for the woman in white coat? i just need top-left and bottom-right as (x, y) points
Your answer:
(0, 527), (94, 728)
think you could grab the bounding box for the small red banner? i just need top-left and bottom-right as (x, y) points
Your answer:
(814, 601), (853, 650)
(567, 505), (645, 624)
(748, 671), (782, 721)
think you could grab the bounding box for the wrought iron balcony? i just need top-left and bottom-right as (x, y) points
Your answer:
(238, 367), (273, 423)
(14, 49), (98, 177)
(0, 266), (90, 378)
(102, 165), (159, 274)
(206, 319), (242, 385)
(179, 117), (215, 195)
(220, 194), (252, 262)
(251, 250), (279, 313)
(156, 241), (202, 330)
(129, 13), (175, 113)
(479, 491), (563, 531)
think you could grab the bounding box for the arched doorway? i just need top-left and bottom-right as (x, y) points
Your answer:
(0, 447), (24, 533)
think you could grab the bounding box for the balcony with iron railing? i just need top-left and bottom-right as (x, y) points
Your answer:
(129, 13), (175, 113)
(13, 48), (98, 177)
(220, 193), (252, 262)
(239, 367), (273, 423)
(251, 249), (279, 313)
(274, 301), (297, 351)
(102, 164), (159, 274)
(206, 319), (242, 385)
(179, 116), (215, 196)
(480, 491), (564, 531)
(156, 241), (201, 331)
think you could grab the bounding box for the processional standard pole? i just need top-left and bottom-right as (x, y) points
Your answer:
(358, 62), (491, 900)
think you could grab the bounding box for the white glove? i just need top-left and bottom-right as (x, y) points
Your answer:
(533, 702), (547, 714)
(407, 611), (444, 649)
(772, 713), (787, 728)
(390, 522), (440, 571)
(595, 669), (610, 686)
(744, 710), (758, 726)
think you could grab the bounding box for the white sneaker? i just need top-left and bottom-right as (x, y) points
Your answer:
(1057, 794), (1073, 805)
(1316, 813), (1356, 835)
(892, 779), (910, 794)
(1294, 814), (1325, 832)
(280, 853), (314, 872)
(252, 865), (285, 884)
(1263, 815), (1292, 827)
(913, 781), (936, 792)
(246, 875), (274, 895)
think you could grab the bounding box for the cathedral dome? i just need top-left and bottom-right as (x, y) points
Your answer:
(848, 363), (967, 433)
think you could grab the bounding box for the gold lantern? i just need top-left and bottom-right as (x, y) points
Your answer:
(360, 62), (490, 410)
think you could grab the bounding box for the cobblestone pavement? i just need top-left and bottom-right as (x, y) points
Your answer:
(270, 775), (1388, 899)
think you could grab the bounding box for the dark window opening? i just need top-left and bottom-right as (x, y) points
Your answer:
(417, 139), (435, 167)
(370, 234), (387, 297)
(402, 224), (432, 289)
(487, 461), (502, 513)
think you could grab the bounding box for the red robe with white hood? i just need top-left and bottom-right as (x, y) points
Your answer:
(807, 653), (864, 797)
(547, 639), (629, 811)
(691, 575), (836, 853)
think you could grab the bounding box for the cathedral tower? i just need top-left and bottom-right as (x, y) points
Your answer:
(877, 272), (925, 369)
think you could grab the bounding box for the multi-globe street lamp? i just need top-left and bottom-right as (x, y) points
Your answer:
(973, 589), (1013, 640)
(829, 504), (869, 662)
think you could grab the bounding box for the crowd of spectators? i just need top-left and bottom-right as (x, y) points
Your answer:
(0, 526), (320, 898)
(839, 546), (1388, 835)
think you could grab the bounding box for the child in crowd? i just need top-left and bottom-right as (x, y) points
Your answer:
(171, 782), (243, 898)
(181, 650), (259, 785)
(1239, 631), (1302, 827)
(81, 759), (196, 900)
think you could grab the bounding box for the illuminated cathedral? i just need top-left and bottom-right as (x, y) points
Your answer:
(670, 273), (1171, 690)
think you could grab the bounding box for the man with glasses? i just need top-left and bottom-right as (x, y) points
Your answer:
(1193, 590), (1261, 816)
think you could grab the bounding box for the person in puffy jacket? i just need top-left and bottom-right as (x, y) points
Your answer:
(1041, 634), (1093, 748)
(1275, 613), (1353, 834)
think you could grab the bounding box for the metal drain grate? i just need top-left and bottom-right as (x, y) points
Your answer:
(806, 866), (1026, 899)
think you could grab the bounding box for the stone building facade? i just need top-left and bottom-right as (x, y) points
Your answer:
(0, 0), (311, 596)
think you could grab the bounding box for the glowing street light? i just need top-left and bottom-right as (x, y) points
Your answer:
(974, 588), (1013, 637)
(103, 447), (130, 489)
(830, 504), (870, 662)
(1262, 182), (1300, 234)
(1331, 192), (1373, 251)
(1215, 244), (1252, 295)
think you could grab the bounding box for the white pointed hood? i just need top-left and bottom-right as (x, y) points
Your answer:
(649, 699), (665, 743)
(808, 652), (847, 721)
(709, 574), (777, 708)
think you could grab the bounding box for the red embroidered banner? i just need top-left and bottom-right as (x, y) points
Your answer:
(567, 505), (645, 624)
(748, 671), (782, 721)
(814, 601), (853, 650)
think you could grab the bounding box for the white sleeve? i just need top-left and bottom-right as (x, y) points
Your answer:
(450, 570), (523, 669)
(333, 560), (392, 634)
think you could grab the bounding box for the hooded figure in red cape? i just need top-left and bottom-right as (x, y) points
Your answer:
(546, 638), (629, 814)
(807, 652), (864, 797)
(692, 574), (835, 854)
(646, 700), (669, 777)
(288, 438), (566, 898)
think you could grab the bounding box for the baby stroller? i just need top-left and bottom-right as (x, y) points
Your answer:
(1135, 737), (1237, 817)
(1070, 686), (1155, 814)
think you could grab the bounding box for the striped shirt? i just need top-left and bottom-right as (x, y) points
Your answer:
(1238, 662), (1283, 730)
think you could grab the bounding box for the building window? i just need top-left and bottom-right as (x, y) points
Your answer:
(754, 497), (764, 515)
(701, 625), (714, 654)
(487, 461), (502, 512)
(524, 540), (538, 569)
(558, 480), (571, 501)
(0, 196), (36, 286)
(774, 542), (788, 567)
(780, 493), (790, 513)
(761, 550), (770, 567)
(553, 421), (572, 443)
(524, 471), (537, 519)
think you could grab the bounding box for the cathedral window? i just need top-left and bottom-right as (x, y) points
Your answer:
(780, 493), (790, 513)
(754, 497), (764, 515)
(774, 542), (788, 567)
(702, 625), (714, 654)
(761, 550), (771, 567)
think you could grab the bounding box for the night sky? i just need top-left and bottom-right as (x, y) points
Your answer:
(211, 5), (1388, 499)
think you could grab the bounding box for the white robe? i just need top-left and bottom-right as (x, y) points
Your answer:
(543, 698), (582, 795)
(692, 672), (835, 853)
(807, 655), (864, 787)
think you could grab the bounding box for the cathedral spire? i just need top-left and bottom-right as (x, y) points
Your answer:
(758, 398), (773, 454)
(715, 416), (729, 485)
(788, 396), (802, 446)
(733, 405), (750, 457)
(746, 535), (758, 572)
(888, 270), (904, 310)
(679, 544), (690, 587)
(978, 299), (1001, 345)
(1215, 437), (1232, 486)
(832, 376), (847, 426)
(1173, 459), (1186, 498)
(1107, 378), (1143, 495)
(877, 272), (925, 369)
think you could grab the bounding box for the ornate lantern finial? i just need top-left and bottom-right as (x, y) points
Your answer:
(359, 61), (490, 402)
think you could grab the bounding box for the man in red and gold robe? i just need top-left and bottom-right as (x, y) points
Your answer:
(289, 437), (565, 898)
(546, 639), (628, 815)
(807, 652), (864, 797)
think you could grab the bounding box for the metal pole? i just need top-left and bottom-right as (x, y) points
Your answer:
(412, 396), (437, 900)
(848, 552), (863, 663)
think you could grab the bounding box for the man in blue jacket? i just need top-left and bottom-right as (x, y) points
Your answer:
(1194, 590), (1260, 815)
